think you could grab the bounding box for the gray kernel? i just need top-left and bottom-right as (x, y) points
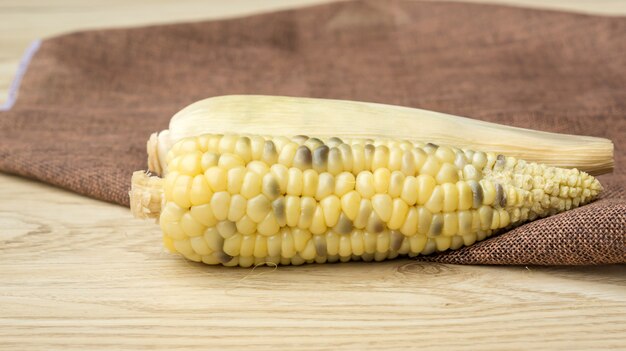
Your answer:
(272, 197), (286, 224)
(429, 215), (443, 237)
(495, 183), (506, 208)
(334, 213), (353, 234)
(469, 180), (483, 208)
(215, 251), (233, 264)
(312, 145), (330, 172)
(263, 140), (277, 157)
(293, 145), (313, 169)
(313, 235), (327, 256)
(366, 212), (385, 234)
(390, 231), (404, 251)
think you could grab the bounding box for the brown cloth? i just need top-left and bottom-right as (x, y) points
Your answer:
(0, 1), (624, 265)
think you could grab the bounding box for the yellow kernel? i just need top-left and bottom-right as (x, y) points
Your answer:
(338, 144), (353, 173)
(387, 198), (409, 230)
(227, 194), (247, 222)
(316, 172), (335, 201)
(363, 231), (377, 254)
(457, 181), (473, 210)
(478, 206), (494, 230)
(247, 160), (269, 176)
(320, 195), (341, 227)
(401, 176), (419, 206)
(180, 212), (204, 237)
(388, 147), (403, 172)
(241, 171), (262, 199)
(210, 191), (231, 221)
(327, 147), (343, 175)
(436, 163), (459, 184)
(335, 172), (356, 197)
(458, 210), (472, 235)
(356, 171), (375, 198)
(286, 167), (303, 196)
(162, 220), (185, 240)
(218, 135), (238, 154)
(203, 227), (223, 251)
(189, 203), (218, 227)
(419, 155), (440, 177)
(425, 185), (443, 213)
(480, 180), (496, 205)
(388, 171), (405, 198)
(339, 235), (352, 257)
(409, 234), (427, 253)
(351, 144), (365, 173)
(326, 232), (340, 256)
(223, 233), (242, 256)
(373, 168), (391, 194)
(463, 164), (480, 180)
(298, 197), (316, 229)
(435, 146), (455, 163)
(179, 151), (203, 175)
(416, 174), (436, 205)
(372, 194), (393, 222)
(190, 236), (212, 255)
(350, 230), (364, 255)
(401, 151), (417, 175)
(400, 207), (418, 236)
(253, 235), (268, 258)
(281, 229), (296, 258)
(267, 233), (282, 257)
(218, 153), (245, 170)
(284, 195), (301, 227)
(376, 231), (390, 253)
(435, 236), (451, 251)
(257, 212), (280, 236)
(293, 228), (312, 252)
(226, 166), (246, 194)
(216, 220), (237, 238)
(499, 209), (511, 227)
(353, 199), (373, 229)
(204, 166), (227, 192)
(341, 190), (362, 221)
(442, 183), (458, 212)
(300, 239), (317, 260)
(160, 201), (185, 223)
(240, 235), (256, 257)
(443, 213), (458, 236)
(234, 137), (252, 163)
(174, 239), (197, 260)
(417, 207), (432, 235)
(372, 145), (390, 170)
(309, 205), (327, 235)
(250, 136), (266, 160)
(278, 142), (298, 167)
(247, 194), (271, 223)
(302, 169), (318, 197)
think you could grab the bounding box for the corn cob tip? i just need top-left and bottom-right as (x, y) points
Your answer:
(147, 130), (173, 176)
(147, 132), (162, 175)
(130, 170), (164, 219)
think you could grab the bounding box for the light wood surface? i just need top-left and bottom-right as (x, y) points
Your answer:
(1, 1), (625, 350)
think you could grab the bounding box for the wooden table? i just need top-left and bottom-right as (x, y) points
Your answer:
(1, 1), (625, 350)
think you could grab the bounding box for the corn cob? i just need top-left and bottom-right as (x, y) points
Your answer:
(131, 133), (602, 267)
(146, 95), (614, 176)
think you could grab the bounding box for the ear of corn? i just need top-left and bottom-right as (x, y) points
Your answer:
(131, 133), (602, 267)
(146, 95), (614, 176)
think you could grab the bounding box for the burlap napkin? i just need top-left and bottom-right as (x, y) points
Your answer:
(1, 1), (624, 264)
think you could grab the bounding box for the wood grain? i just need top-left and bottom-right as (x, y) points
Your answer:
(1, 1), (625, 350)
(1, 176), (625, 350)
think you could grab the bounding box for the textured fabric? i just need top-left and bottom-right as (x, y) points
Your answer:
(0, 1), (624, 264)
